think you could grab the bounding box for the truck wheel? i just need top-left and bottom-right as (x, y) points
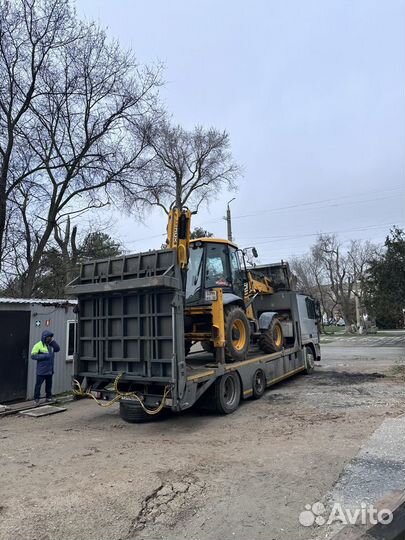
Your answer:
(224, 306), (250, 362)
(201, 340), (214, 355)
(304, 346), (315, 374)
(119, 399), (153, 423)
(252, 368), (266, 399)
(258, 319), (283, 354)
(215, 372), (241, 414)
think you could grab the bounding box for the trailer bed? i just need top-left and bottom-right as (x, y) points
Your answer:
(185, 345), (304, 385)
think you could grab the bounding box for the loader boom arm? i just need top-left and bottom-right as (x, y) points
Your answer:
(166, 208), (192, 269)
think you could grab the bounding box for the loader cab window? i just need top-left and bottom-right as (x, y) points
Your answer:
(205, 244), (231, 290)
(186, 246), (204, 302)
(229, 247), (244, 299)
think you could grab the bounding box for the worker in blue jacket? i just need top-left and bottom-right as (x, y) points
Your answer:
(31, 330), (60, 406)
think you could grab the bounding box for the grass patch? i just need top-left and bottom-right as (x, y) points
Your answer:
(387, 364), (405, 380)
(322, 325), (346, 335)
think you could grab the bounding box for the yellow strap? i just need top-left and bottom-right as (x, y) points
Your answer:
(72, 373), (171, 414)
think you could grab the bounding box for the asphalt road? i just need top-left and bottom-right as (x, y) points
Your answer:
(0, 337), (404, 540)
(321, 331), (405, 348)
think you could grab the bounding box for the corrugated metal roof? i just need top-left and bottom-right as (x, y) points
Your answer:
(0, 297), (77, 305)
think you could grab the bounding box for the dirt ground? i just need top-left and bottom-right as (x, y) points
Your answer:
(1, 339), (404, 540)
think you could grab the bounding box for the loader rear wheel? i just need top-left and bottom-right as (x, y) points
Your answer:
(215, 372), (241, 414)
(224, 305), (250, 362)
(258, 319), (283, 354)
(252, 369), (266, 399)
(119, 400), (153, 423)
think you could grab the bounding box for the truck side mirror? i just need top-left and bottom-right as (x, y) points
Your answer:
(252, 247), (258, 258)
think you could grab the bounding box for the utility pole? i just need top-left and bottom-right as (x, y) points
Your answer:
(226, 198), (235, 241)
(355, 279), (363, 334)
(355, 293), (361, 332)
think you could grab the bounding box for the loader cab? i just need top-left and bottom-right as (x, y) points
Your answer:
(186, 238), (245, 304)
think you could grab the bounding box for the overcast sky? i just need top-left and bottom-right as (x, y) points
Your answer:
(77, 0), (405, 262)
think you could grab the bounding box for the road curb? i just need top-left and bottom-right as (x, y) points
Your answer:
(331, 491), (405, 540)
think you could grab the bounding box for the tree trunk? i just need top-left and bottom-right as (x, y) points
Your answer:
(21, 217), (56, 297)
(0, 147), (12, 272)
(0, 185), (6, 272)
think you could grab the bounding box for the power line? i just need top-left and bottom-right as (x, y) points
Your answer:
(123, 232), (166, 245)
(202, 189), (405, 225)
(241, 223), (403, 260)
(121, 186), (404, 246)
(251, 226), (402, 260)
(235, 221), (403, 244)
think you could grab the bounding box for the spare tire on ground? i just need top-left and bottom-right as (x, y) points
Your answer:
(119, 399), (156, 423)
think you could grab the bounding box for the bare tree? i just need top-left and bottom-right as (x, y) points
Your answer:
(292, 234), (378, 329)
(312, 235), (353, 325)
(314, 235), (379, 327)
(2, 217), (121, 297)
(347, 239), (380, 306)
(290, 253), (336, 326)
(129, 119), (240, 214)
(1, 2), (161, 296)
(53, 217), (78, 284)
(0, 0), (79, 271)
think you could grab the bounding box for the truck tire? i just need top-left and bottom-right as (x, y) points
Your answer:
(224, 305), (250, 362)
(119, 399), (152, 423)
(252, 368), (266, 399)
(258, 318), (283, 354)
(215, 372), (241, 414)
(304, 346), (315, 374)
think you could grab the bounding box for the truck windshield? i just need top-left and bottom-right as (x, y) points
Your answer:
(186, 246), (204, 302)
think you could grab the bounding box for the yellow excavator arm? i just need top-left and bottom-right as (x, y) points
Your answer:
(166, 208), (192, 269)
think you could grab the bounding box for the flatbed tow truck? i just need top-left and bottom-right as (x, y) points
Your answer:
(66, 233), (321, 422)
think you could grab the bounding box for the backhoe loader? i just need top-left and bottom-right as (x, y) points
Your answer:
(166, 208), (286, 363)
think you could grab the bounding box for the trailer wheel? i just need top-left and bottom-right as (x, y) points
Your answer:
(304, 346), (315, 374)
(224, 306), (250, 362)
(119, 399), (154, 423)
(215, 372), (241, 414)
(252, 369), (266, 399)
(258, 319), (283, 354)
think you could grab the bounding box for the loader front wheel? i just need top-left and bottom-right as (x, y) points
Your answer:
(224, 306), (250, 362)
(258, 318), (283, 354)
(215, 372), (241, 414)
